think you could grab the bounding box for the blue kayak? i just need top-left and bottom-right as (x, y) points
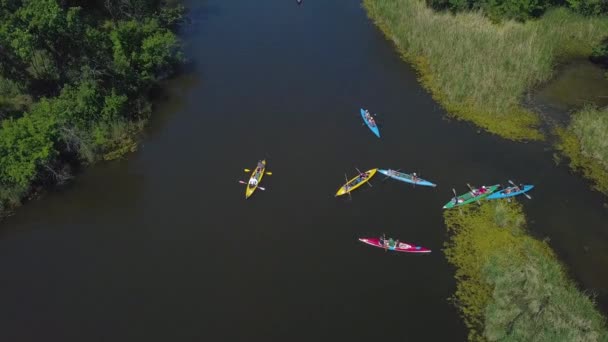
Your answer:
(378, 169), (437, 187)
(360, 108), (380, 138)
(486, 185), (534, 199)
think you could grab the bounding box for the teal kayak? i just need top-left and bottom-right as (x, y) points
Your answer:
(360, 108), (380, 138)
(378, 169), (436, 187)
(487, 185), (534, 199)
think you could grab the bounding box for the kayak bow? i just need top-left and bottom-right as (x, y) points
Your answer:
(358, 237), (431, 253)
(336, 169), (377, 196)
(378, 169), (436, 187)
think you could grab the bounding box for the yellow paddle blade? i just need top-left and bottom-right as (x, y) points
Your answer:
(244, 169), (251, 173)
(265, 171), (272, 176)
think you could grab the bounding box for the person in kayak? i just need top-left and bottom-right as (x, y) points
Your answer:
(365, 110), (376, 126)
(452, 196), (464, 204)
(249, 178), (258, 187)
(411, 172), (418, 183)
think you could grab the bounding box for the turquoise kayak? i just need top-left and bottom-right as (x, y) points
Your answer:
(360, 108), (380, 138)
(378, 169), (436, 187)
(486, 185), (534, 199)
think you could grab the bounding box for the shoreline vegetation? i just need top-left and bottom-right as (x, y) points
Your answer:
(444, 201), (608, 341)
(557, 106), (608, 196)
(363, 0), (608, 142)
(0, 0), (185, 218)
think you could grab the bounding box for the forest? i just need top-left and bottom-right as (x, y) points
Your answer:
(0, 0), (184, 216)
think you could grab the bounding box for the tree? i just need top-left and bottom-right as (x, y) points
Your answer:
(0, 113), (57, 187)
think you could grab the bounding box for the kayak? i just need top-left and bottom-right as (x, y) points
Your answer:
(486, 185), (534, 200)
(358, 238), (431, 253)
(360, 108), (380, 138)
(378, 169), (436, 187)
(245, 160), (266, 199)
(335, 168), (378, 196)
(442, 184), (500, 209)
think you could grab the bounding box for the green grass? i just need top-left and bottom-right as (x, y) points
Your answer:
(444, 201), (608, 341)
(363, 0), (608, 141)
(571, 106), (608, 168)
(556, 106), (608, 195)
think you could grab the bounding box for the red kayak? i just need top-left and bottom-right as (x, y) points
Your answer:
(358, 237), (431, 253)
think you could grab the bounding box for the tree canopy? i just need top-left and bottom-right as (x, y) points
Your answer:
(0, 0), (184, 214)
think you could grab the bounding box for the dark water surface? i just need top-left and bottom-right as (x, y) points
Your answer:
(1, 1), (607, 341)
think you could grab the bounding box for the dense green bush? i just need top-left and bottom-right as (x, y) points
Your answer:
(426, 0), (607, 20)
(426, 0), (551, 21)
(565, 0), (608, 15)
(591, 39), (608, 66)
(0, 0), (184, 216)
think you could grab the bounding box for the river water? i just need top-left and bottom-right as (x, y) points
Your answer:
(1, 1), (607, 341)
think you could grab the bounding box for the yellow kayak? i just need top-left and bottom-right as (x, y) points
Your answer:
(335, 168), (377, 196)
(246, 160), (266, 199)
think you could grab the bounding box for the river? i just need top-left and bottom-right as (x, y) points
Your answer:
(0, 1), (607, 341)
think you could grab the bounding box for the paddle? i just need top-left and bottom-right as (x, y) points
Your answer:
(508, 180), (532, 199)
(238, 180), (265, 191)
(411, 171), (419, 188)
(244, 169), (272, 176)
(451, 188), (459, 204)
(382, 233), (388, 252)
(355, 167), (373, 188)
(345, 173), (352, 200)
(451, 188), (464, 211)
(466, 183), (483, 205)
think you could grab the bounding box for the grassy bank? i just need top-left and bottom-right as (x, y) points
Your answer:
(556, 106), (608, 196)
(444, 201), (608, 341)
(363, 0), (608, 141)
(0, 1), (185, 219)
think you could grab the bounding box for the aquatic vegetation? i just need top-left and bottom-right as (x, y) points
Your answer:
(363, 0), (608, 141)
(556, 106), (608, 195)
(443, 201), (608, 341)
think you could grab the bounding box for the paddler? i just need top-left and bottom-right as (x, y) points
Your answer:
(249, 178), (258, 187)
(412, 172), (418, 183)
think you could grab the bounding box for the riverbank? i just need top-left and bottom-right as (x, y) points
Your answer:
(363, 0), (608, 141)
(444, 201), (608, 341)
(0, 1), (185, 219)
(557, 106), (608, 196)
